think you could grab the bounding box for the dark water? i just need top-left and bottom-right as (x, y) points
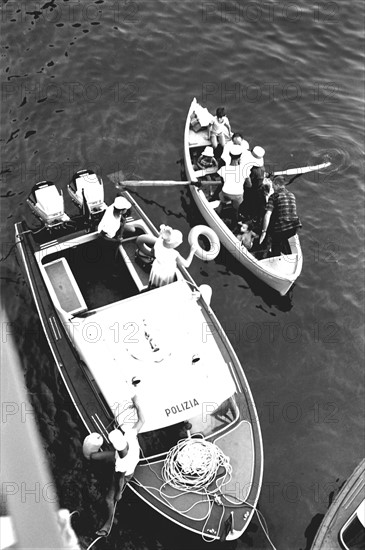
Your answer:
(1, 1), (364, 549)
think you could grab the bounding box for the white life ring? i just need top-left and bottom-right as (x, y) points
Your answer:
(188, 225), (220, 262)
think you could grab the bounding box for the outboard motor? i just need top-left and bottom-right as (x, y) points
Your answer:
(27, 181), (70, 228)
(67, 169), (106, 215)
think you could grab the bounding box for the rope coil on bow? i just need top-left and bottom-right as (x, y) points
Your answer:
(162, 438), (231, 492)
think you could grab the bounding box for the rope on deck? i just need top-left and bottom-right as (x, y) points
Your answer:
(162, 438), (231, 492)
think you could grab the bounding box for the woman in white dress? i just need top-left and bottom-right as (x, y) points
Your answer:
(149, 225), (196, 288)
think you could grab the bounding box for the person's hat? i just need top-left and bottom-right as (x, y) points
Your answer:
(160, 225), (183, 249)
(202, 146), (214, 157)
(252, 146), (265, 159)
(114, 196), (131, 210)
(229, 144), (243, 158)
(82, 432), (104, 459)
(109, 429), (128, 451)
(251, 146), (265, 167)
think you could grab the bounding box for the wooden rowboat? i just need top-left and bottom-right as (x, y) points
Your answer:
(184, 97), (303, 296)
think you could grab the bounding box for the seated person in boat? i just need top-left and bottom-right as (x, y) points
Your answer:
(236, 222), (258, 251)
(208, 107), (232, 152)
(87, 395), (145, 537)
(259, 177), (302, 256)
(193, 146), (218, 179)
(149, 225), (197, 288)
(97, 196), (135, 242)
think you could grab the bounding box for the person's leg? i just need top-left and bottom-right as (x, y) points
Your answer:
(280, 229), (296, 255)
(217, 134), (225, 147)
(115, 472), (127, 501)
(210, 134), (218, 149)
(123, 222), (137, 236)
(96, 472), (125, 536)
(270, 233), (282, 256)
(231, 196), (243, 227)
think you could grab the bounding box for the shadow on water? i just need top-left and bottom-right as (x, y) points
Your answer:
(301, 513), (325, 550)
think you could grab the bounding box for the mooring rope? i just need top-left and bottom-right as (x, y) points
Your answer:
(161, 438), (231, 492)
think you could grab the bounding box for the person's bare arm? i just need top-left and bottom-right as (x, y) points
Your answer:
(131, 394), (145, 433)
(176, 246), (197, 268)
(259, 211), (272, 244)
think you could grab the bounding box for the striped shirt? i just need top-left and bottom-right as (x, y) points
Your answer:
(266, 188), (301, 233)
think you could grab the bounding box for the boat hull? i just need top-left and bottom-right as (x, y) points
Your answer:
(184, 98), (303, 295)
(15, 190), (264, 542)
(311, 459), (365, 550)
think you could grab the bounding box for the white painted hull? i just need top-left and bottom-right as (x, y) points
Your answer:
(184, 98), (303, 295)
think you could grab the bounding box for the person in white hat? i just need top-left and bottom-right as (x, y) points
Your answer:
(221, 132), (250, 167)
(195, 146), (218, 172)
(148, 224), (197, 288)
(215, 144), (249, 225)
(97, 195), (135, 242)
(97, 195), (136, 276)
(88, 395), (145, 537)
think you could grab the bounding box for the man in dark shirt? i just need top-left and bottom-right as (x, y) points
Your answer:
(239, 146), (266, 226)
(259, 177), (302, 256)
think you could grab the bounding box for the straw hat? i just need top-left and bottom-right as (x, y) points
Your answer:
(202, 146), (214, 157)
(109, 429), (128, 451)
(114, 196), (131, 210)
(160, 225), (183, 249)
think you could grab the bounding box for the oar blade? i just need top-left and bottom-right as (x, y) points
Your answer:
(273, 161), (331, 177)
(107, 170), (126, 186)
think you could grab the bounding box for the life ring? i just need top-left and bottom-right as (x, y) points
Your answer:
(188, 225), (220, 262)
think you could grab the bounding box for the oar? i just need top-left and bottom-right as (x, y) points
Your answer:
(109, 161), (331, 188)
(115, 180), (193, 187)
(272, 161), (331, 177)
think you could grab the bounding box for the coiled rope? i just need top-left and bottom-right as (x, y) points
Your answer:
(131, 439), (277, 548)
(162, 438), (231, 492)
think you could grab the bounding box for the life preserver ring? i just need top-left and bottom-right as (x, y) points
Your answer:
(188, 225), (220, 262)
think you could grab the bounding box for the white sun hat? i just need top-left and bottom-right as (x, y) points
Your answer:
(202, 146), (214, 157)
(114, 196), (131, 210)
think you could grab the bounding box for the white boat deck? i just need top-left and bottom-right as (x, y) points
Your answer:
(69, 281), (235, 434)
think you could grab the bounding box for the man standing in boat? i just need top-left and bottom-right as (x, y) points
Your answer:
(97, 196), (136, 274)
(87, 394), (145, 537)
(259, 177), (302, 256)
(221, 132), (250, 167)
